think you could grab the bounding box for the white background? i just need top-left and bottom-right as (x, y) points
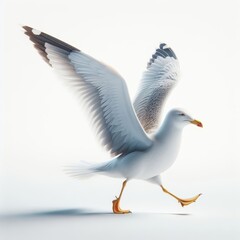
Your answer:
(1, 0), (240, 239)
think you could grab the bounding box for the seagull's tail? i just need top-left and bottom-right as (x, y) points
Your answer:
(64, 160), (115, 179)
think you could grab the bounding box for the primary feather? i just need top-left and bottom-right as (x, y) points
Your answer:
(23, 26), (152, 156)
(134, 43), (180, 133)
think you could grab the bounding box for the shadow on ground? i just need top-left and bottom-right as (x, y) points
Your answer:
(0, 208), (191, 220)
(0, 208), (113, 220)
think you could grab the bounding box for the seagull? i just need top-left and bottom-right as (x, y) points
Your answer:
(23, 26), (203, 214)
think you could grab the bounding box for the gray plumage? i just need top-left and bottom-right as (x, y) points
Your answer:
(23, 26), (152, 156)
(134, 44), (179, 133)
(23, 27), (203, 212)
(23, 26), (179, 153)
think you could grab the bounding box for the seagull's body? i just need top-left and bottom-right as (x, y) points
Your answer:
(23, 26), (203, 213)
(85, 110), (184, 181)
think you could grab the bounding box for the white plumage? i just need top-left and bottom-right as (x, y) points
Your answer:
(46, 44), (152, 155)
(23, 26), (203, 213)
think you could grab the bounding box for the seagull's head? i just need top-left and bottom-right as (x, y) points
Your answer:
(168, 109), (203, 129)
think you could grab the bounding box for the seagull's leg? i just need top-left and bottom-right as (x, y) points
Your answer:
(112, 180), (131, 214)
(160, 185), (202, 207)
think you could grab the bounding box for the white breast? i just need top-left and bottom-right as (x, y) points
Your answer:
(116, 126), (183, 180)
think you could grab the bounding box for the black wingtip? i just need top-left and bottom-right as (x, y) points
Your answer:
(147, 43), (177, 68)
(159, 43), (177, 59)
(22, 25), (80, 66)
(22, 25), (32, 38)
(22, 25), (32, 31)
(22, 25), (52, 66)
(22, 26), (36, 38)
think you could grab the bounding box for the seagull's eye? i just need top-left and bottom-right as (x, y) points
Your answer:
(179, 113), (185, 116)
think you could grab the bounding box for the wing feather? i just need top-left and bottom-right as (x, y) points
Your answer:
(134, 43), (180, 133)
(23, 26), (152, 156)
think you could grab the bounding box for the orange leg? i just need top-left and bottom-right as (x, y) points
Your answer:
(112, 180), (131, 214)
(161, 185), (202, 207)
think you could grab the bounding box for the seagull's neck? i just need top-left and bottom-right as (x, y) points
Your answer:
(155, 118), (183, 142)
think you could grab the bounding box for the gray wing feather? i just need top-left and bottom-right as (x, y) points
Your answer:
(23, 26), (152, 156)
(134, 43), (180, 133)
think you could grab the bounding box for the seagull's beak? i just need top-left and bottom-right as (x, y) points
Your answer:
(190, 119), (203, 128)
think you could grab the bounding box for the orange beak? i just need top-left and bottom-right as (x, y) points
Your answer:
(190, 119), (203, 128)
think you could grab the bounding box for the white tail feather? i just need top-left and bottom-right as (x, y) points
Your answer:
(64, 160), (114, 179)
(64, 161), (97, 179)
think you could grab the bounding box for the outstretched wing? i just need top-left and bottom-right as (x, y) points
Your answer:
(23, 26), (152, 156)
(133, 43), (180, 133)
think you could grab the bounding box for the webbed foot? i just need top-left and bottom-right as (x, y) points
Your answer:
(112, 197), (131, 214)
(161, 185), (202, 207)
